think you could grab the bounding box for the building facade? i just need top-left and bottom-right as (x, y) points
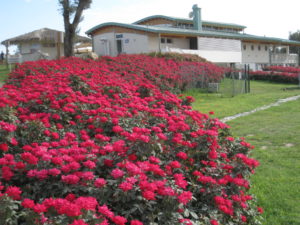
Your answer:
(2, 28), (91, 62)
(86, 5), (300, 70)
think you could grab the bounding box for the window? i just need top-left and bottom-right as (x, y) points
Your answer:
(243, 45), (246, 50)
(251, 45), (254, 50)
(258, 45), (261, 51)
(167, 38), (172, 44)
(161, 38), (172, 44)
(42, 43), (56, 48)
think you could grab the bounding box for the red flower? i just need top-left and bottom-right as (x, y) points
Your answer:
(61, 175), (80, 185)
(112, 216), (127, 225)
(2, 166), (14, 180)
(119, 182), (133, 191)
(241, 215), (247, 222)
(177, 191), (192, 205)
(5, 186), (22, 200)
(142, 191), (156, 200)
(33, 203), (47, 214)
(257, 207), (264, 214)
(22, 198), (35, 209)
(130, 220), (143, 225)
(110, 168), (124, 179)
(210, 220), (219, 225)
(69, 219), (88, 225)
(94, 178), (107, 188)
(0, 143), (9, 152)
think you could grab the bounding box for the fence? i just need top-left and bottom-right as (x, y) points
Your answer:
(220, 65), (250, 97)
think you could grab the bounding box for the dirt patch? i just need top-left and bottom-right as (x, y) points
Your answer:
(285, 143), (294, 147)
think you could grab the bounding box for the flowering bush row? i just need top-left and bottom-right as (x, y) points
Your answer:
(147, 52), (208, 62)
(0, 55), (262, 225)
(103, 54), (225, 91)
(250, 66), (300, 83)
(262, 65), (300, 73)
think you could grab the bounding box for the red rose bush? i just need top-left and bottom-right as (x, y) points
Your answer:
(0, 55), (262, 224)
(250, 65), (300, 83)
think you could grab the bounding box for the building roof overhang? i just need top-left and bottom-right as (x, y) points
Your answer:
(86, 22), (300, 47)
(133, 15), (247, 30)
(1, 28), (91, 46)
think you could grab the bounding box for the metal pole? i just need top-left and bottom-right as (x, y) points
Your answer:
(247, 64), (250, 93)
(244, 64), (247, 93)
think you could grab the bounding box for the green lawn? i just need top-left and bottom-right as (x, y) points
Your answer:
(0, 64), (10, 84)
(184, 80), (300, 119)
(186, 81), (300, 225)
(228, 99), (300, 225)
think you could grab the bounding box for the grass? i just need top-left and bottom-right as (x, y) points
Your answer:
(184, 80), (300, 118)
(0, 64), (10, 84)
(228, 99), (300, 225)
(186, 80), (300, 225)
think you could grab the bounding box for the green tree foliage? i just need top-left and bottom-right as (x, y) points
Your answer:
(289, 30), (300, 54)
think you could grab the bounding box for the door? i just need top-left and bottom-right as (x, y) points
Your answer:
(117, 40), (122, 55)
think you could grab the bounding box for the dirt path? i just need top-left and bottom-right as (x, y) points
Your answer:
(221, 95), (300, 122)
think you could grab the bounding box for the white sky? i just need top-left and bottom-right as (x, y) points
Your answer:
(1, 0), (300, 53)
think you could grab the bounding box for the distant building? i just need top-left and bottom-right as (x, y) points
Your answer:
(86, 5), (300, 70)
(1, 28), (91, 62)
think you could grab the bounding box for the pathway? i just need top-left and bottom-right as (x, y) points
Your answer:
(221, 95), (300, 122)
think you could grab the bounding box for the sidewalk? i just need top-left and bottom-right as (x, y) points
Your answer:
(221, 95), (300, 122)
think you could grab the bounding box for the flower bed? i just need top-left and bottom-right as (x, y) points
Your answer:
(250, 66), (300, 83)
(0, 55), (261, 225)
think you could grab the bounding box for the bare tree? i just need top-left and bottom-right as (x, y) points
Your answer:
(59, 0), (92, 57)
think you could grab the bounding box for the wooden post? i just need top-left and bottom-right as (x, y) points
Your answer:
(5, 41), (9, 69)
(57, 31), (61, 59)
(158, 33), (161, 53)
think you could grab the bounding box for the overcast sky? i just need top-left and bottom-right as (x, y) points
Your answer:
(1, 0), (300, 53)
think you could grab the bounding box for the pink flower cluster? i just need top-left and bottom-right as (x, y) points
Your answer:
(0, 55), (261, 224)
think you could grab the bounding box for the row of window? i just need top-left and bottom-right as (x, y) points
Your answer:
(160, 38), (173, 44)
(243, 45), (268, 51)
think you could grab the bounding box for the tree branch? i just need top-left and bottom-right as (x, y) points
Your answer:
(72, 0), (91, 28)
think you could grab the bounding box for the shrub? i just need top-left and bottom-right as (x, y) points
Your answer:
(0, 55), (262, 225)
(250, 66), (300, 84)
(147, 52), (208, 63)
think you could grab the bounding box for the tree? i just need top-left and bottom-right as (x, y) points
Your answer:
(289, 30), (300, 54)
(59, 0), (92, 57)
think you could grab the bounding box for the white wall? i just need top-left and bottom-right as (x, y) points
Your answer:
(160, 37), (189, 50)
(93, 32), (149, 56)
(148, 35), (159, 52)
(197, 37), (242, 63)
(121, 33), (149, 54)
(40, 45), (64, 60)
(242, 42), (270, 64)
(93, 32), (116, 56)
(198, 50), (242, 63)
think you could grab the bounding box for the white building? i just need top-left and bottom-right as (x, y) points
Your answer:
(1, 28), (91, 62)
(86, 5), (300, 70)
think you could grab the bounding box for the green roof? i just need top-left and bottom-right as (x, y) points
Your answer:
(133, 15), (247, 30)
(86, 22), (300, 46)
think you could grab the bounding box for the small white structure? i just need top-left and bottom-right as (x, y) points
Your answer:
(86, 5), (300, 69)
(2, 28), (91, 62)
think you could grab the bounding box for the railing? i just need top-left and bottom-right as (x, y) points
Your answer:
(271, 53), (298, 64)
(161, 47), (200, 55)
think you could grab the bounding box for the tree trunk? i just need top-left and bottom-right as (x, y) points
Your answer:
(60, 0), (91, 57)
(64, 26), (75, 57)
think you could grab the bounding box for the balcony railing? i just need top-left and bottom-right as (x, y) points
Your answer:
(271, 53), (298, 65)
